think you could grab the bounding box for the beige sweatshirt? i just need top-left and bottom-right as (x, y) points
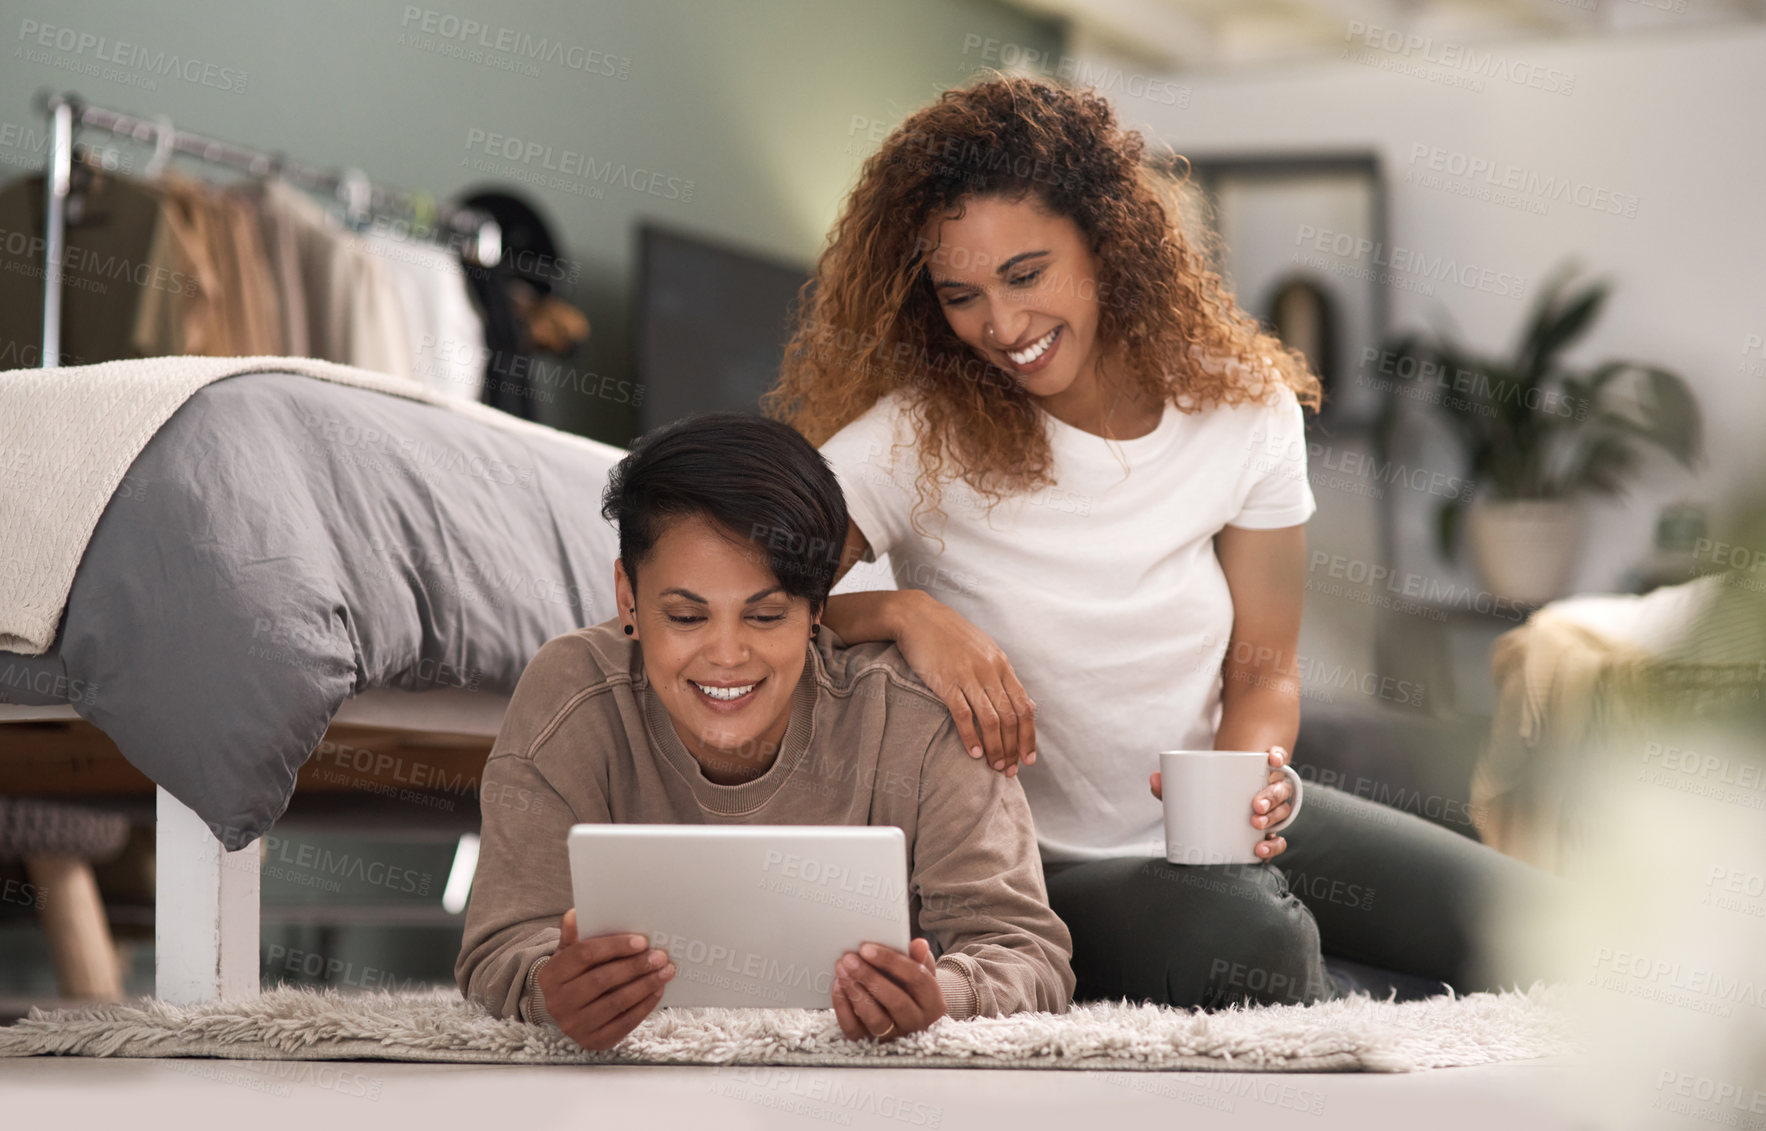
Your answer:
(455, 621), (1074, 1025)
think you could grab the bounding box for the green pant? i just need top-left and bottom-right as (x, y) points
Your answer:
(1043, 783), (1558, 1009)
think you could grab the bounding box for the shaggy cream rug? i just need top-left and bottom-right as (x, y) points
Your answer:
(0, 984), (1575, 1072)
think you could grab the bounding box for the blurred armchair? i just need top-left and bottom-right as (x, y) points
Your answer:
(1473, 574), (1766, 872)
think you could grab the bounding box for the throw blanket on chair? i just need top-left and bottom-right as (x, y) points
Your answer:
(1474, 574), (1766, 872)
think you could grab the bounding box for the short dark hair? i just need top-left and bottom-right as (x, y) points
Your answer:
(600, 413), (849, 612)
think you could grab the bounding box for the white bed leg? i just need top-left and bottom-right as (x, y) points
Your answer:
(155, 786), (260, 1003)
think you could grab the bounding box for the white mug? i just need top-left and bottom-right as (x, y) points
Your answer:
(1159, 750), (1304, 865)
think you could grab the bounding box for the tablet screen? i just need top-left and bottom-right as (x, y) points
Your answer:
(567, 824), (912, 1008)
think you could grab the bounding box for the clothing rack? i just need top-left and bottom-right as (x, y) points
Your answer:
(34, 89), (502, 368)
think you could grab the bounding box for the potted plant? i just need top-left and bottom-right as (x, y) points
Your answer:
(1373, 262), (1702, 605)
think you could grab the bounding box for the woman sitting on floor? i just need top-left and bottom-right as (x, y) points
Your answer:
(455, 413), (1074, 1051)
(772, 75), (1559, 1008)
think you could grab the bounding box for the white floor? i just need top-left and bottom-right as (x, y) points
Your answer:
(0, 1055), (1582, 1131)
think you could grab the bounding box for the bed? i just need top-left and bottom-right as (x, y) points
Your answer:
(1, 364), (625, 1002)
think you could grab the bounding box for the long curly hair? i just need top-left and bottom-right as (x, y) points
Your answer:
(764, 74), (1321, 530)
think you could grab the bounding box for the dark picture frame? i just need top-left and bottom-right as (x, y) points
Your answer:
(1159, 153), (1388, 431)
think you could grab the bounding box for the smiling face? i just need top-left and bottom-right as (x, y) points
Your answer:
(922, 193), (1109, 411)
(615, 514), (815, 784)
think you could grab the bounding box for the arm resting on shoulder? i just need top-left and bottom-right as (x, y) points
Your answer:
(821, 520), (916, 644)
(822, 521), (1039, 770)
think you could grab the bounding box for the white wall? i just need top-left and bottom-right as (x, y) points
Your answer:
(1105, 23), (1766, 595)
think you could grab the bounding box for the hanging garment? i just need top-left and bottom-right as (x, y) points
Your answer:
(216, 189), (283, 355)
(119, 173), (280, 359)
(456, 189), (577, 420)
(462, 262), (536, 419)
(0, 171), (166, 367)
(191, 180), (249, 354)
(364, 229), (486, 402)
(128, 212), (196, 356)
(521, 292), (590, 355)
(234, 179), (311, 356)
(324, 235), (414, 379)
(130, 173), (230, 357)
(253, 179), (413, 379)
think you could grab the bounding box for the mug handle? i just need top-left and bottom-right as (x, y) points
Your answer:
(1265, 764), (1304, 834)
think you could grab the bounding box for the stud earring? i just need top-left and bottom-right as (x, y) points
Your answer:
(810, 623), (820, 640)
(623, 624), (634, 636)
(625, 606), (636, 636)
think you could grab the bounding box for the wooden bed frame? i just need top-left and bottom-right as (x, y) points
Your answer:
(0, 688), (509, 1004)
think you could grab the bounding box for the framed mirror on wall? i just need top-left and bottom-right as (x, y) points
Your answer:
(1158, 153), (1387, 431)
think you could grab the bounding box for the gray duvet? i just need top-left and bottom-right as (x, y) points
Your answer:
(0, 372), (620, 848)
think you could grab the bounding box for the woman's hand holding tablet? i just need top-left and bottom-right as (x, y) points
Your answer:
(537, 908), (677, 1051)
(831, 937), (947, 1042)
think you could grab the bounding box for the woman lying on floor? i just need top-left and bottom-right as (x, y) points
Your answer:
(455, 414), (1074, 1051)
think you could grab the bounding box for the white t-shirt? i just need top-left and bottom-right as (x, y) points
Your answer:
(821, 388), (1315, 862)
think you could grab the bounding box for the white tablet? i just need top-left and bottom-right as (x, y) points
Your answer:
(567, 824), (912, 1009)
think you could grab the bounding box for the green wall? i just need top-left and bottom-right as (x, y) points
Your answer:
(1, 0), (1062, 442)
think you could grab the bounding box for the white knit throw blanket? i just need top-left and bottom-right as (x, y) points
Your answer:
(0, 355), (623, 655)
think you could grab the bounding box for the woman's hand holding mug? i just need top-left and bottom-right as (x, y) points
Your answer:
(1149, 745), (1301, 862)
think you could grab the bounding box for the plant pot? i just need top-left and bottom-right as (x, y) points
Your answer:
(1465, 499), (1588, 606)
